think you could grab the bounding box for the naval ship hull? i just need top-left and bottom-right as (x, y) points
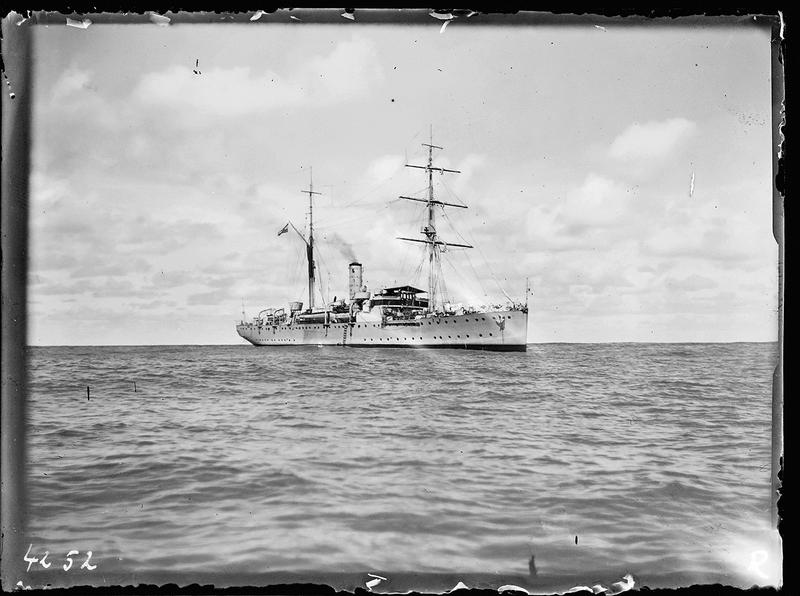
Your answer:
(236, 309), (527, 351)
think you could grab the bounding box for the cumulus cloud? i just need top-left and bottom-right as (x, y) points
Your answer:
(644, 202), (775, 264)
(28, 26), (776, 344)
(562, 173), (633, 227)
(134, 38), (382, 118)
(609, 118), (696, 162)
(363, 154), (405, 186)
(520, 173), (636, 254)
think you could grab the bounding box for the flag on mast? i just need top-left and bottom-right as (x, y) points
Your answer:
(277, 223), (289, 236)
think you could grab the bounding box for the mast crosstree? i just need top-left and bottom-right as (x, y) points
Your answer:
(397, 133), (473, 313)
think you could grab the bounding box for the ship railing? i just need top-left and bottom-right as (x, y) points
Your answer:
(427, 302), (526, 317)
(253, 307), (289, 327)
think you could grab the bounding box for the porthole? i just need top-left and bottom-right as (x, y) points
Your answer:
(457, 335), (460, 338)
(489, 333), (493, 336)
(482, 317), (486, 321)
(479, 333), (483, 337)
(508, 316), (512, 319)
(466, 334), (470, 338)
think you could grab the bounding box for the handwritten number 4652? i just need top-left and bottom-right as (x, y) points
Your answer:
(24, 544), (96, 572)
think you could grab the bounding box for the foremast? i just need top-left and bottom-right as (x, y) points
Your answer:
(397, 133), (473, 313)
(301, 168), (321, 311)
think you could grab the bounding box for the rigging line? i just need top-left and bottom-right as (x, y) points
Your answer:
(396, 233), (414, 280)
(401, 185), (435, 199)
(289, 241), (306, 304)
(337, 168), (406, 210)
(314, 199), (400, 231)
(314, 244), (333, 305)
(475, 242), (514, 303)
(311, 236), (326, 303)
(439, 207), (511, 301)
(289, 237), (303, 285)
(441, 250), (476, 297)
(438, 209), (489, 299)
(436, 249), (449, 306)
(439, 206), (475, 251)
(334, 135), (429, 210)
(408, 126), (425, 146)
(409, 240), (426, 284)
(412, 259), (425, 288)
(341, 126), (442, 210)
(438, 176), (468, 207)
(463, 250), (490, 298)
(410, 246), (426, 289)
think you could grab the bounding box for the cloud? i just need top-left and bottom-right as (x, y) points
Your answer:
(73, 258), (151, 279)
(187, 288), (232, 306)
(609, 118), (696, 162)
(135, 65), (304, 117)
(27, 26), (776, 345)
(561, 173), (633, 228)
(42, 67), (123, 134)
(364, 154), (406, 186)
(304, 38), (384, 99)
(520, 173), (635, 253)
(664, 274), (718, 292)
(643, 206), (775, 263)
(134, 37), (382, 118)
(50, 66), (92, 102)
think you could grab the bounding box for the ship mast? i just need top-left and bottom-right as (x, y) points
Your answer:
(397, 130), (473, 313)
(301, 168), (322, 310)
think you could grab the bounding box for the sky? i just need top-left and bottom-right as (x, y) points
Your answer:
(27, 14), (779, 345)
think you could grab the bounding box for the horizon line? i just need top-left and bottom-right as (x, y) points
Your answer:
(25, 340), (780, 348)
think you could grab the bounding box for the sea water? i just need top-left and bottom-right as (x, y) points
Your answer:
(22, 343), (780, 590)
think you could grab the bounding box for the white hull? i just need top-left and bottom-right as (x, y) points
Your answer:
(237, 309), (527, 352)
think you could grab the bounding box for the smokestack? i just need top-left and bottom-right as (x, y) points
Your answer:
(348, 262), (362, 300)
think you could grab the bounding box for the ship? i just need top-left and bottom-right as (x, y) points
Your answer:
(236, 137), (529, 351)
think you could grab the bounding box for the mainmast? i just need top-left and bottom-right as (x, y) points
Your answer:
(301, 168), (322, 310)
(397, 131), (473, 313)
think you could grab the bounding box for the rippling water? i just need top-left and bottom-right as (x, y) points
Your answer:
(23, 343), (780, 590)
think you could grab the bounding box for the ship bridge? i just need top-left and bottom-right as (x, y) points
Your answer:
(372, 285), (428, 309)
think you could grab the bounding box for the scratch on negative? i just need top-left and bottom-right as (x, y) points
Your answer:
(148, 12), (171, 26)
(66, 17), (92, 29)
(366, 573), (387, 591)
